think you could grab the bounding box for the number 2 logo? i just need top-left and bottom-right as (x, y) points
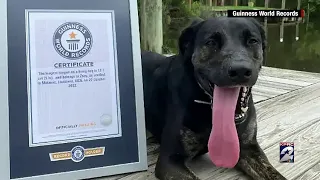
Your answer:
(280, 146), (294, 162)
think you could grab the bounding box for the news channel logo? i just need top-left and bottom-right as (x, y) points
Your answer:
(279, 142), (294, 163)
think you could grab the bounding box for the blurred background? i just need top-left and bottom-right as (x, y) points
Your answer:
(137, 0), (320, 73)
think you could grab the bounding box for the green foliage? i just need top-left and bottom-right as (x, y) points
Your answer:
(248, 0), (256, 7)
(162, 0), (211, 53)
(295, 22), (320, 61)
(180, 1), (215, 19)
(183, 1), (204, 17)
(302, 0), (320, 17)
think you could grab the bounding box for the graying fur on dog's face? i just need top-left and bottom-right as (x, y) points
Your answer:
(190, 18), (265, 89)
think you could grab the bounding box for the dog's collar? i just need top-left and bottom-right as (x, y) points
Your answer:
(194, 99), (211, 105)
(196, 81), (213, 99)
(193, 72), (213, 100)
(194, 80), (213, 107)
(193, 74), (213, 106)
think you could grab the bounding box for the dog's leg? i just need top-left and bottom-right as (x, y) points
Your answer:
(236, 143), (287, 180)
(155, 105), (200, 180)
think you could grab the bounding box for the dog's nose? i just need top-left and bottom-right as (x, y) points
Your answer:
(228, 62), (252, 82)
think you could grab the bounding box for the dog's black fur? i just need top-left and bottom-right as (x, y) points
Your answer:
(141, 17), (286, 180)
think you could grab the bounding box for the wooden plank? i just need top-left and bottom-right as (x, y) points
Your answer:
(255, 81), (301, 92)
(252, 88), (280, 99)
(252, 91), (272, 99)
(253, 85), (289, 97)
(117, 165), (157, 180)
(95, 141), (160, 180)
(251, 74), (309, 101)
(254, 81), (320, 126)
(296, 163), (320, 180)
(256, 120), (320, 179)
(254, 82), (320, 149)
(252, 93), (269, 103)
(260, 67), (320, 84)
(257, 76), (309, 88)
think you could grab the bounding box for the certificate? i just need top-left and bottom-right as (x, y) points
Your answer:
(26, 10), (122, 147)
(2, 1), (147, 179)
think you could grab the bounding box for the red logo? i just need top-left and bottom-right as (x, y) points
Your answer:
(280, 142), (294, 146)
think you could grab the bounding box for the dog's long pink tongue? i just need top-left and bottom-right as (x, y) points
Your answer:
(208, 86), (240, 168)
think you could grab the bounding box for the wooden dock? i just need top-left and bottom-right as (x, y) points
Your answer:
(95, 66), (320, 180)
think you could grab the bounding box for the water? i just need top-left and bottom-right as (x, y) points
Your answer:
(265, 20), (320, 73)
(163, 19), (320, 73)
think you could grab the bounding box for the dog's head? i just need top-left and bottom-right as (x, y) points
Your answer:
(179, 17), (266, 89)
(179, 17), (266, 120)
(178, 17), (267, 168)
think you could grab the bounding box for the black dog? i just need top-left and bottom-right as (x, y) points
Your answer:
(141, 17), (286, 180)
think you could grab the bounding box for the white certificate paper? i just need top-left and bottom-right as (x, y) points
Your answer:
(26, 10), (122, 147)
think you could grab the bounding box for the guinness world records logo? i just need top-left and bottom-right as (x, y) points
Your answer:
(71, 146), (85, 162)
(53, 22), (93, 60)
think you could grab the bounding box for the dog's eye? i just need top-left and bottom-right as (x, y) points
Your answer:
(248, 38), (258, 45)
(205, 33), (221, 48)
(205, 40), (217, 46)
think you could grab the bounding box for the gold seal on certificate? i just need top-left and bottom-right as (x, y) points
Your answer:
(26, 10), (122, 147)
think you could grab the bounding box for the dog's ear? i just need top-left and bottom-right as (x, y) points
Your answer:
(178, 19), (205, 58)
(248, 18), (267, 62)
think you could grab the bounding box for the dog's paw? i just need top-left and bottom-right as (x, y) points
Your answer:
(155, 159), (200, 180)
(235, 153), (287, 180)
